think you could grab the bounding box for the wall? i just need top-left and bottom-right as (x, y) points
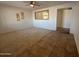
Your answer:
(0, 4), (33, 33)
(33, 8), (57, 30)
(70, 2), (79, 54)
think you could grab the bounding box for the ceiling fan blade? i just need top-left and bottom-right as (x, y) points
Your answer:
(32, 5), (40, 8)
(25, 3), (30, 6)
(24, 1), (40, 8)
(36, 4), (40, 6)
(23, 1), (30, 3)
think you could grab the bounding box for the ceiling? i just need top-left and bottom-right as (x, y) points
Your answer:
(0, 1), (74, 10)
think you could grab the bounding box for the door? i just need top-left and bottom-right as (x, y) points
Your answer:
(63, 10), (72, 28)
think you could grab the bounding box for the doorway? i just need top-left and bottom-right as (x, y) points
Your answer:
(57, 7), (72, 34)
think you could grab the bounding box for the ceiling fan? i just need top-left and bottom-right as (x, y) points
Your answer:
(24, 1), (40, 8)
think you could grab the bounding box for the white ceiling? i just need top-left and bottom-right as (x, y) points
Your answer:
(0, 1), (74, 10)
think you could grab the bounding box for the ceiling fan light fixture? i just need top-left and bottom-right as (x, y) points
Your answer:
(25, 1), (40, 8)
(30, 4), (34, 7)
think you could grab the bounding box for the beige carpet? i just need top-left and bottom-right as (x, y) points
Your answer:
(0, 27), (78, 57)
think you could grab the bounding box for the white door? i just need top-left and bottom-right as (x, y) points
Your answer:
(63, 10), (72, 28)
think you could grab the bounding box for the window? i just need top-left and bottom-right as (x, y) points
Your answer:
(35, 10), (49, 20)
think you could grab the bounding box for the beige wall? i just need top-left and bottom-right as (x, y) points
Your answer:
(33, 7), (57, 30)
(70, 2), (79, 54)
(0, 4), (33, 33)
